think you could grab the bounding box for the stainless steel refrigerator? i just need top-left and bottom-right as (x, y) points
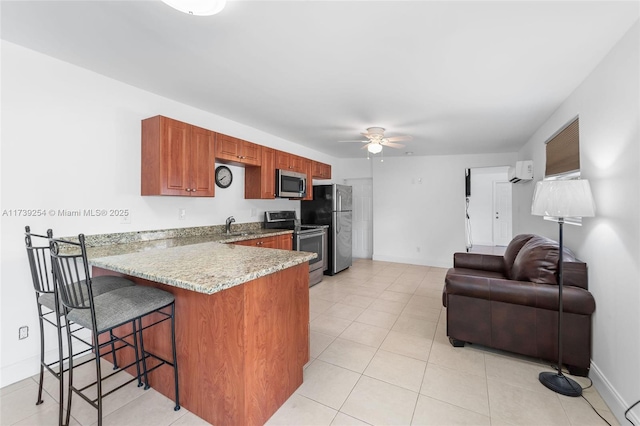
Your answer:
(301, 184), (352, 275)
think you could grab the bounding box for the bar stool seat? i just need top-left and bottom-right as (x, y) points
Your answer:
(67, 286), (175, 333)
(38, 275), (135, 313)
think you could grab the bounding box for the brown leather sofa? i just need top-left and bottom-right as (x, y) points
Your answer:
(442, 234), (595, 376)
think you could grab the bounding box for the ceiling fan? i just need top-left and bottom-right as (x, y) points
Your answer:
(339, 127), (413, 154)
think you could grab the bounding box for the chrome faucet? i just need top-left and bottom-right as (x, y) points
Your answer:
(225, 216), (236, 234)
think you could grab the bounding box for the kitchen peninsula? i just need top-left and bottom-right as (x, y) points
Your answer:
(82, 228), (315, 426)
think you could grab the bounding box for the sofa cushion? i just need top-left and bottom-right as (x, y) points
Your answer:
(452, 252), (506, 274)
(447, 267), (506, 280)
(503, 234), (536, 278)
(511, 236), (559, 284)
(444, 274), (595, 315)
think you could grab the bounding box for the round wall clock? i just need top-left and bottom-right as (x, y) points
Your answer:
(215, 165), (233, 188)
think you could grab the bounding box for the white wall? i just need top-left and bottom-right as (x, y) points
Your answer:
(512, 22), (640, 424)
(0, 41), (339, 386)
(362, 153), (517, 267)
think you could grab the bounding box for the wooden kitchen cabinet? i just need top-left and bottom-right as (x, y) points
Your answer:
(141, 116), (216, 197)
(303, 159), (313, 201)
(216, 134), (261, 166)
(233, 234), (292, 250)
(234, 237), (276, 248)
(277, 234), (293, 250)
(312, 161), (332, 179)
(245, 147), (275, 199)
(275, 151), (305, 173)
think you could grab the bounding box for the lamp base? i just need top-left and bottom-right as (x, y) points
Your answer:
(539, 372), (582, 397)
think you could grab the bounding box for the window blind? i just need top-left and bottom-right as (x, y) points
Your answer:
(545, 118), (579, 177)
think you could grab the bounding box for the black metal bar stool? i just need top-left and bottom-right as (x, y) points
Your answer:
(49, 234), (180, 426)
(24, 226), (135, 426)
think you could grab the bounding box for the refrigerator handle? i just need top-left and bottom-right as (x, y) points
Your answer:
(337, 189), (342, 211)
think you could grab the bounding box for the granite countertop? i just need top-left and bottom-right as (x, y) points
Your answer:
(83, 229), (293, 259)
(80, 227), (315, 295)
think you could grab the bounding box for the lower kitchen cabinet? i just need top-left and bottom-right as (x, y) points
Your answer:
(233, 234), (292, 250)
(277, 234), (293, 250)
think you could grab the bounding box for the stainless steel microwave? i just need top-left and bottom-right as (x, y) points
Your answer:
(276, 169), (307, 198)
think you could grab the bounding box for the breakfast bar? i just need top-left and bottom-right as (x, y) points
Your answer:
(85, 234), (314, 426)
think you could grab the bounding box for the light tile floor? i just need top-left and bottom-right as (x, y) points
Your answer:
(1, 259), (618, 426)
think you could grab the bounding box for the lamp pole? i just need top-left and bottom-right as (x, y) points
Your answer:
(537, 217), (582, 397)
(531, 179), (595, 397)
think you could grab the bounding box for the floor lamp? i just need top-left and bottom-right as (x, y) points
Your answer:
(531, 179), (596, 397)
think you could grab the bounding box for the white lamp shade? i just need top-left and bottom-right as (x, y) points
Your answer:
(161, 0), (226, 16)
(531, 179), (596, 218)
(367, 143), (383, 154)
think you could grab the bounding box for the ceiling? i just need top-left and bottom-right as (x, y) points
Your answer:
(1, 1), (638, 158)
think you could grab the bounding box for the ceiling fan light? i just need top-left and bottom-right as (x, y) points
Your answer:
(368, 143), (383, 154)
(161, 0), (226, 16)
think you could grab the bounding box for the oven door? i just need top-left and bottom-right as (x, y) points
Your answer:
(295, 231), (324, 272)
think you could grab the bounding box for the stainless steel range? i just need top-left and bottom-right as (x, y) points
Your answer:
(264, 211), (327, 286)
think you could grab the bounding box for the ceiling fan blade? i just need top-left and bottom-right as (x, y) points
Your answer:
(361, 143), (372, 150)
(382, 142), (406, 149)
(338, 140), (369, 143)
(385, 135), (413, 142)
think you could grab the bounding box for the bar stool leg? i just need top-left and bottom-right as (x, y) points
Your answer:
(63, 316), (74, 426)
(35, 304), (45, 406)
(131, 320), (143, 388)
(56, 312), (64, 426)
(110, 330), (119, 370)
(94, 331), (104, 426)
(170, 303), (180, 411)
(138, 318), (150, 390)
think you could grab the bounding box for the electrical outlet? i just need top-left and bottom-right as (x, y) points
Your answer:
(19, 326), (28, 340)
(178, 208), (186, 220)
(250, 208), (257, 217)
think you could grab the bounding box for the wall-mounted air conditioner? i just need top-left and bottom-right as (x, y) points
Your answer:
(508, 160), (533, 183)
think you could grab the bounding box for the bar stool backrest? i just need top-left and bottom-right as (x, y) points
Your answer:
(49, 235), (97, 326)
(25, 226), (55, 297)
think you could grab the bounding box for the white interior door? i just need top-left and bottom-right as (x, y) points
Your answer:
(493, 181), (512, 246)
(345, 178), (373, 259)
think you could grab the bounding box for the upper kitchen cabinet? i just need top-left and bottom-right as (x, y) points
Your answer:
(245, 147), (276, 199)
(216, 134), (261, 166)
(275, 151), (305, 174)
(303, 159), (313, 201)
(312, 161), (332, 179)
(141, 116), (216, 197)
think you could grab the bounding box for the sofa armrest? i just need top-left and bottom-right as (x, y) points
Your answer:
(444, 274), (595, 315)
(453, 252), (505, 273)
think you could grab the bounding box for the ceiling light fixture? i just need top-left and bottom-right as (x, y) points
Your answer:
(161, 0), (226, 16)
(367, 143), (383, 154)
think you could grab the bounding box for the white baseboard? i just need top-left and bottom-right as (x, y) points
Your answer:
(590, 360), (640, 425)
(1, 353), (42, 388)
(372, 253), (450, 269)
(1, 333), (92, 388)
